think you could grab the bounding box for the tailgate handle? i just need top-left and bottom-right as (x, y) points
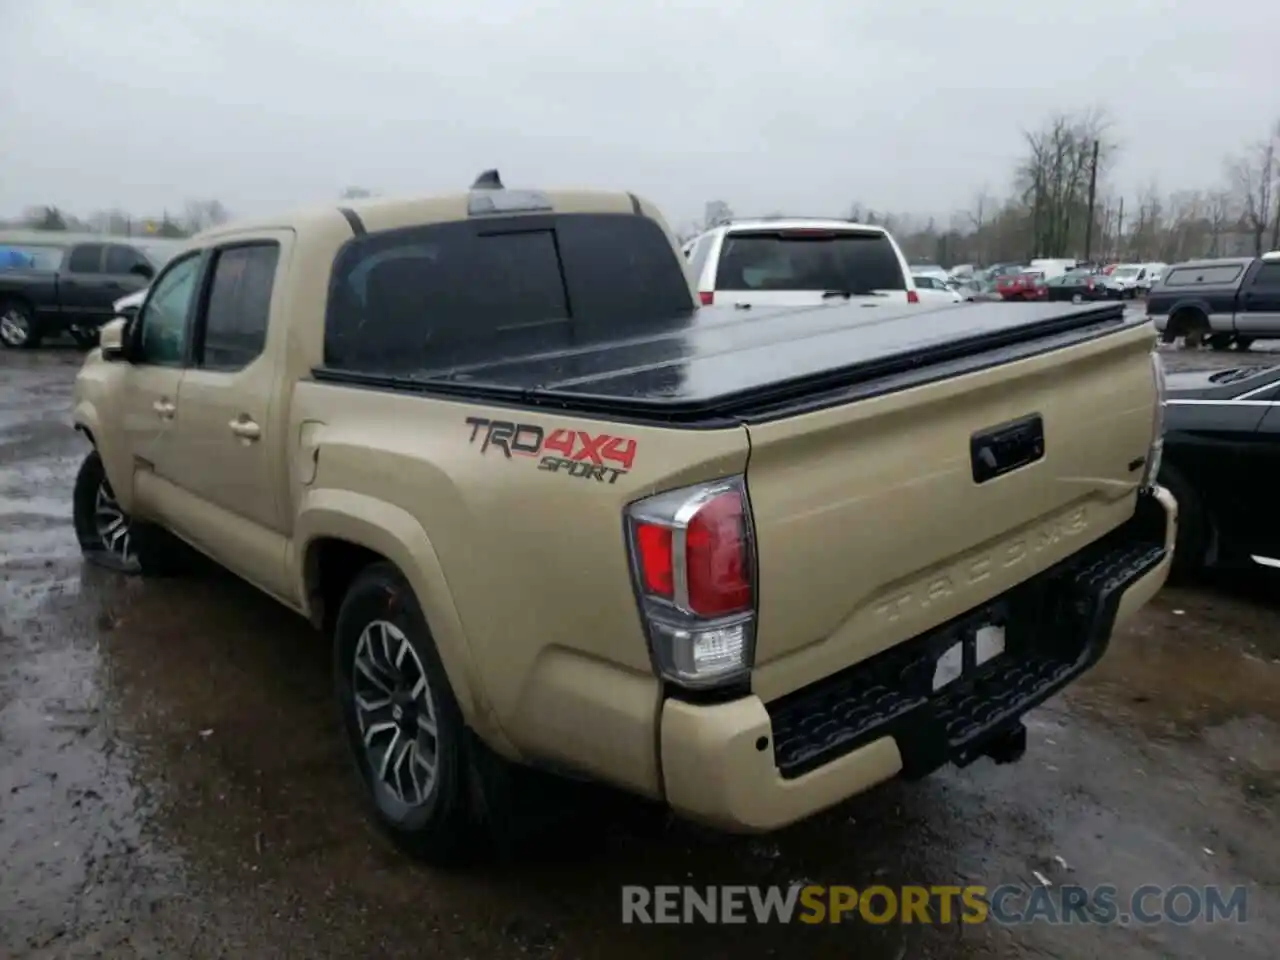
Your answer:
(971, 414), (1044, 484)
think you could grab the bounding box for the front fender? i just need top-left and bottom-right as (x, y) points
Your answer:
(71, 397), (138, 513)
(294, 488), (512, 754)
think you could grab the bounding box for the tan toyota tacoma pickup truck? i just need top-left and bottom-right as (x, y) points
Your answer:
(71, 173), (1176, 864)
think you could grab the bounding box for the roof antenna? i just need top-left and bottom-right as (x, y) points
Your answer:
(471, 169), (503, 190)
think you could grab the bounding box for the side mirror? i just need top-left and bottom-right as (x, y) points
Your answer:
(130, 263), (155, 281)
(99, 317), (129, 361)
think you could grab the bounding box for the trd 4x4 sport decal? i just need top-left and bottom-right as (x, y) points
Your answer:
(464, 417), (637, 484)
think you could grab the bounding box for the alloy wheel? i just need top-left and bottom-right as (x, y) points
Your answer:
(353, 620), (440, 807)
(0, 308), (30, 347)
(94, 481), (136, 565)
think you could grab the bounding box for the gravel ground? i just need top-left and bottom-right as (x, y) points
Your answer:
(1, 331), (1277, 959)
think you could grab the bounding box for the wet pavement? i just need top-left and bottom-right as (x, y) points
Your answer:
(2, 340), (1278, 959)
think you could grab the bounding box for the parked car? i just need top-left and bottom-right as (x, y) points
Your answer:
(980, 263), (1026, 282)
(1044, 271), (1107, 302)
(1028, 258), (1078, 279)
(0, 237), (176, 348)
(1147, 252), (1280, 349)
(1137, 262), (1168, 293)
(909, 262), (951, 283)
(112, 287), (147, 319)
(911, 273), (964, 304)
(684, 218), (920, 307)
(1158, 361), (1280, 576)
(996, 271), (1047, 301)
(1102, 264), (1156, 299)
(70, 172), (1172, 863)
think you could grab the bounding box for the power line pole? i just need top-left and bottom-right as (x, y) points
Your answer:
(1116, 197), (1125, 261)
(1083, 139), (1100, 262)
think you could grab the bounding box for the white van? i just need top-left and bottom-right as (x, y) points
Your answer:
(1029, 259), (1078, 279)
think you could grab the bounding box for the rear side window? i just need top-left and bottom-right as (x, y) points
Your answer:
(66, 244), (104, 274)
(325, 213), (693, 372)
(1163, 265), (1243, 286)
(714, 230), (905, 292)
(198, 243), (280, 370)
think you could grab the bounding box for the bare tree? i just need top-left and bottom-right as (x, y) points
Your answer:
(182, 199), (231, 234)
(1228, 124), (1278, 256)
(24, 206), (67, 231)
(1017, 110), (1116, 258)
(702, 200), (733, 229)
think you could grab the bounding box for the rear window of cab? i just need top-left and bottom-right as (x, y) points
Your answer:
(714, 229), (906, 293)
(323, 213), (693, 373)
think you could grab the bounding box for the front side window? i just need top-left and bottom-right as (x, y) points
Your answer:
(105, 244), (152, 275)
(1248, 262), (1280, 289)
(137, 254), (201, 366)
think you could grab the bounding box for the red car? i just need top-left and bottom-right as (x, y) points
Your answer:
(997, 271), (1047, 301)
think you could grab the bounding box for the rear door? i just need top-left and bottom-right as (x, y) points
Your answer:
(711, 227), (914, 307)
(1235, 260), (1280, 336)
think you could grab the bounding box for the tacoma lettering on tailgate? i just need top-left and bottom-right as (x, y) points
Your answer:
(872, 506), (1090, 623)
(464, 417), (638, 484)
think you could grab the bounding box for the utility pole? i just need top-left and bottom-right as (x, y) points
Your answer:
(1116, 197), (1125, 261)
(1083, 139), (1100, 263)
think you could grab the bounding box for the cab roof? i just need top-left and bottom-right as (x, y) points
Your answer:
(194, 172), (653, 242)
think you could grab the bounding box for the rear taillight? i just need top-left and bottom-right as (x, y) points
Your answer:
(698, 291), (714, 306)
(626, 477), (756, 688)
(907, 289), (920, 304)
(1141, 352), (1166, 490)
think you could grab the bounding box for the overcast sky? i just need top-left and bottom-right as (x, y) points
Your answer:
(1, 0), (1275, 228)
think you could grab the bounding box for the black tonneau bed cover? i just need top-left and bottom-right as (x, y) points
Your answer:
(314, 299), (1139, 424)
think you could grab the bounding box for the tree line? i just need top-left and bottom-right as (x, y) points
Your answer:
(0, 189), (381, 239)
(691, 110), (1280, 267)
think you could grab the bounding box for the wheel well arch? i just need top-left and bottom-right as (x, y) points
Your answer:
(304, 536), (387, 635)
(0, 291), (35, 312)
(1167, 304), (1210, 336)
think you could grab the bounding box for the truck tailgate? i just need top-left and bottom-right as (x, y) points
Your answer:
(744, 320), (1158, 702)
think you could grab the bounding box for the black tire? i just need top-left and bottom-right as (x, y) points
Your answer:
(1170, 309), (1209, 348)
(1158, 464), (1209, 580)
(74, 450), (142, 574)
(73, 450), (199, 576)
(333, 562), (478, 864)
(1236, 337), (1254, 351)
(0, 298), (41, 349)
(1208, 333), (1233, 351)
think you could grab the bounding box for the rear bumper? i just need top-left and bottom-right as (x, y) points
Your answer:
(660, 486), (1175, 832)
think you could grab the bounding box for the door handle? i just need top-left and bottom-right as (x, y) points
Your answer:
(229, 417), (261, 441)
(152, 399), (176, 418)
